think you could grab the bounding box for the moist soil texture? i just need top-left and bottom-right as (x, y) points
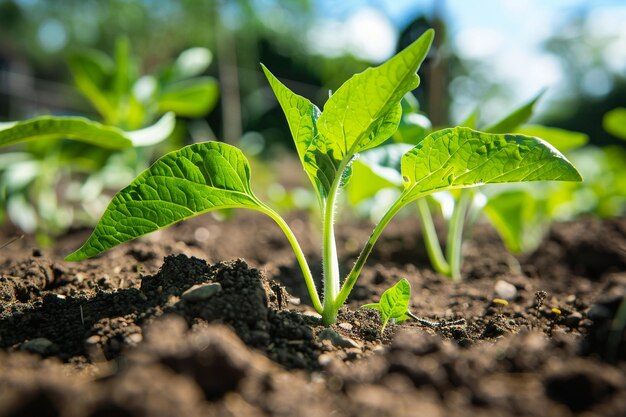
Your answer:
(0, 212), (625, 417)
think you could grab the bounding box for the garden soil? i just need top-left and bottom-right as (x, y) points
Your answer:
(0, 212), (625, 417)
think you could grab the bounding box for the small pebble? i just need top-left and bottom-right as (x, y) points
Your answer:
(182, 283), (222, 302)
(318, 353), (333, 366)
(338, 322), (353, 332)
(124, 333), (143, 345)
(494, 280), (517, 300)
(85, 335), (101, 345)
(318, 328), (362, 349)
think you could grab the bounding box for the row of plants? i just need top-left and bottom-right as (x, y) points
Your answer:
(2, 29), (625, 328)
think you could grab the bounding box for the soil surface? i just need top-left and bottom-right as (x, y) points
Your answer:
(0, 212), (625, 417)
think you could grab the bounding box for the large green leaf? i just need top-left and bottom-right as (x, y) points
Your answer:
(400, 127), (582, 203)
(362, 278), (411, 333)
(317, 30), (433, 161)
(0, 116), (133, 149)
(318, 30), (434, 164)
(604, 107), (626, 141)
(66, 142), (262, 261)
(157, 77), (219, 117)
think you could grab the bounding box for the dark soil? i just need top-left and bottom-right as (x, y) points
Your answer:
(0, 213), (625, 417)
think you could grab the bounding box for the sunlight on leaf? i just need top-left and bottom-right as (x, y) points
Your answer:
(66, 142), (262, 261)
(400, 127), (582, 203)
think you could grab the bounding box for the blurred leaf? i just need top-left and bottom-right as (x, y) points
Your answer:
(347, 144), (410, 205)
(158, 77), (219, 117)
(68, 49), (116, 121)
(483, 90), (544, 133)
(516, 125), (588, 152)
(0, 116), (133, 149)
(393, 110), (432, 145)
(483, 189), (536, 253)
(172, 47), (212, 80)
(459, 110), (479, 129)
(0, 113), (174, 150)
(113, 37), (134, 102)
(124, 112), (175, 147)
(603, 108), (626, 141)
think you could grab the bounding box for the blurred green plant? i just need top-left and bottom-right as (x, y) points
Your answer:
(0, 39), (218, 242)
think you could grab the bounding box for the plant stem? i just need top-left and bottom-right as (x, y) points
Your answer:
(335, 195), (408, 309)
(446, 189), (472, 281)
(416, 198), (451, 276)
(321, 172), (344, 325)
(255, 203), (323, 313)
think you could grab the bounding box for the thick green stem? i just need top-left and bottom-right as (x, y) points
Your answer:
(335, 196), (408, 309)
(321, 179), (343, 325)
(255, 203), (323, 313)
(446, 189), (472, 281)
(416, 198), (451, 276)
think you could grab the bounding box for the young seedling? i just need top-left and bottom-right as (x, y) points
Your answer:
(362, 278), (465, 334)
(362, 279), (412, 333)
(65, 30), (581, 325)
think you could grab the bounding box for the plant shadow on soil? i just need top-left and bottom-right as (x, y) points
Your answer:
(0, 213), (625, 416)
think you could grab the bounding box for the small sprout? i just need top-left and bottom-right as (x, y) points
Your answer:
(492, 298), (509, 306)
(362, 278), (411, 333)
(363, 278), (466, 333)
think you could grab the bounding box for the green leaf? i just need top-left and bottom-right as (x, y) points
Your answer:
(515, 125), (588, 152)
(400, 127), (582, 204)
(0, 113), (176, 150)
(483, 189), (536, 253)
(0, 116), (133, 149)
(261, 65), (324, 197)
(483, 90), (544, 133)
(67, 49), (116, 121)
(459, 109), (479, 129)
(603, 108), (626, 141)
(172, 47), (212, 80)
(361, 278), (411, 333)
(158, 77), (219, 117)
(66, 142), (262, 261)
(124, 112), (176, 147)
(317, 30), (433, 161)
(393, 109), (431, 145)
